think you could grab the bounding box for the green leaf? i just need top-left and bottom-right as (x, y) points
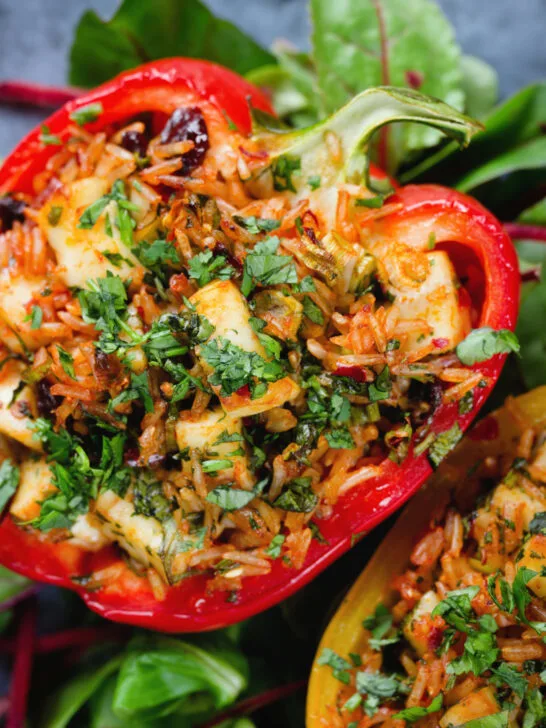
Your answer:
(428, 422), (462, 468)
(56, 345), (76, 380)
(187, 250), (235, 288)
(456, 327), (520, 365)
(402, 82), (546, 189)
(368, 366), (391, 402)
(302, 296), (324, 325)
(317, 647), (352, 684)
(457, 135), (546, 192)
(252, 86), (481, 198)
(460, 55), (499, 119)
(393, 693), (443, 722)
(69, 0), (274, 87)
(324, 427), (355, 450)
(274, 477), (318, 513)
(42, 658), (123, 728)
(112, 637), (247, 719)
(0, 460), (19, 517)
(459, 713), (509, 728)
(40, 125), (62, 146)
(241, 237), (298, 296)
(206, 486), (255, 512)
(491, 663), (527, 699)
(529, 512), (546, 535)
(0, 565), (31, 606)
(518, 279), (546, 388)
(69, 103), (103, 126)
(264, 534), (285, 559)
(310, 0), (464, 171)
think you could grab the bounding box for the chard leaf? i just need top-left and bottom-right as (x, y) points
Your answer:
(309, 0), (464, 172)
(69, 0), (274, 87)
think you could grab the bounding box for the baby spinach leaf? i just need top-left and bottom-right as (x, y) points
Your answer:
(310, 0), (464, 171)
(70, 0), (275, 87)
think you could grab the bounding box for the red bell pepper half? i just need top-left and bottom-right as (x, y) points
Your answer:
(0, 60), (519, 631)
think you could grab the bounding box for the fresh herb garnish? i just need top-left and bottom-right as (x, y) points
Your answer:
(70, 102), (104, 126)
(233, 215), (281, 234)
(274, 476), (318, 513)
(187, 250), (235, 288)
(428, 422), (462, 468)
(39, 125), (62, 146)
(302, 296), (324, 325)
(241, 237), (298, 296)
(0, 461), (19, 517)
(456, 327), (520, 365)
(206, 486), (255, 511)
(271, 155), (301, 192)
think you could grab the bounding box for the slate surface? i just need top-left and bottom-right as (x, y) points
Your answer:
(0, 0), (545, 155)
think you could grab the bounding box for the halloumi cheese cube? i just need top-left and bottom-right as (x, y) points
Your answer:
(10, 457), (55, 521)
(191, 280), (300, 416)
(390, 251), (470, 353)
(0, 362), (40, 451)
(0, 272), (44, 354)
(37, 176), (143, 289)
(175, 408), (245, 477)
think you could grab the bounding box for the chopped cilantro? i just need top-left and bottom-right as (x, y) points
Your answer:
(56, 345), (76, 380)
(39, 125), (62, 146)
(47, 205), (63, 226)
(355, 195), (384, 208)
(458, 389), (474, 414)
(325, 426), (355, 449)
(428, 422), (462, 468)
(393, 693), (443, 722)
(109, 371), (154, 414)
(26, 305), (43, 330)
(274, 476), (318, 513)
(134, 239), (179, 271)
(0, 460), (19, 516)
(307, 175), (321, 190)
(302, 296), (324, 325)
(132, 474), (172, 522)
(206, 485), (255, 511)
(233, 215), (281, 234)
(70, 102), (103, 126)
(187, 250), (235, 287)
(264, 534), (285, 559)
(491, 663), (527, 699)
(199, 336), (285, 397)
(317, 648), (352, 684)
(456, 327), (520, 365)
(356, 671), (405, 717)
(529, 511), (546, 535)
(368, 366), (392, 402)
(363, 604), (400, 651)
(271, 155), (301, 193)
(241, 237), (298, 296)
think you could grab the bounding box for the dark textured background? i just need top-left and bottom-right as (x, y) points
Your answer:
(1, 0), (546, 155)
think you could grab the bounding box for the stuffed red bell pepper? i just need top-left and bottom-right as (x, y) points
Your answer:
(0, 59), (519, 631)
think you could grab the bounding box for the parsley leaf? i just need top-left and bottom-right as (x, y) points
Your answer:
(274, 476), (318, 513)
(199, 337), (285, 397)
(233, 215), (281, 234)
(0, 460), (19, 516)
(132, 474), (172, 521)
(70, 102), (103, 126)
(317, 648), (352, 684)
(39, 124), (62, 146)
(109, 371), (154, 414)
(27, 305), (43, 330)
(325, 426), (355, 449)
(187, 250), (235, 288)
(264, 534), (285, 559)
(393, 693), (443, 723)
(206, 485), (255, 511)
(368, 366), (392, 402)
(363, 604), (400, 651)
(307, 175), (321, 190)
(356, 671), (405, 717)
(272, 155), (301, 192)
(491, 663), (527, 699)
(303, 295), (324, 325)
(529, 511), (546, 535)
(428, 422), (462, 468)
(456, 327), (520, 365)
(241, 237), (298, 296)
(56, 345), (76, 380)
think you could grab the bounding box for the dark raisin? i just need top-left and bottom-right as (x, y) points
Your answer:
(36, 379), (62, 419)
(120, 130), (149, 158)
(0, 196), (26, 231)
(161, 107), (209, 175)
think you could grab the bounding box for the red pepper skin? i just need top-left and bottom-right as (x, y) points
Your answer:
(0, 61), (519, 632)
